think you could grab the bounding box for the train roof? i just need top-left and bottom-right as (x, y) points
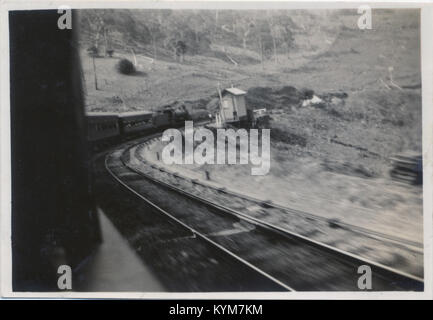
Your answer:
(118, 110), (153, 118)
(86, 112), (119, 117)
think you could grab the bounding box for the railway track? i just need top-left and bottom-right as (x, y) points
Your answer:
(104, 139), (424, 291)
(133, 133), (423, 251)
(93, 144), (288, 291)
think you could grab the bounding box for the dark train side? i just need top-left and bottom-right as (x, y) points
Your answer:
(86, 106), (190, 148)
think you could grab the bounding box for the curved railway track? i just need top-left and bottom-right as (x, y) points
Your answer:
(102, 138), (424, 291)
(134, 129), (423, 251)
(94, 145), (288, 291)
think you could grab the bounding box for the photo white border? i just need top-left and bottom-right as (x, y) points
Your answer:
(0, 0), (432, 300)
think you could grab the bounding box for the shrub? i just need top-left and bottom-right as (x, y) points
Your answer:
(106, 49), (114, 57)
(301, 88), (314, 100)
(116, 58), (136, 75)
(270, 127), (307, 147)
(87, 46), (99, 57)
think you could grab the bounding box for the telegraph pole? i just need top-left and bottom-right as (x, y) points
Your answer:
(92, 55), (98, 90)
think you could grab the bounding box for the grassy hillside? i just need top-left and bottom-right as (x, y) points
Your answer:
(79, 8), (421, 175)
(80, 9), (421, 158)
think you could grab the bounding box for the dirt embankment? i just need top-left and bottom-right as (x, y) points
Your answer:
(140, 82), (423, 248)
(244, 85), (421, 179)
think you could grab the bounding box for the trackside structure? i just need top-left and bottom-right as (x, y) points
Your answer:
(214, 86), (268, 128)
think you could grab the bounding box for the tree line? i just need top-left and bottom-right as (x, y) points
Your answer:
(80, 9), (298, 63)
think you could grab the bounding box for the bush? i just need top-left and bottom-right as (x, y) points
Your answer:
(301, 88), (314, 100)
(270, 127), (307, 147)
(87, 46), (99, 57)
(116, 59), (136, 75)
(106, 49), (114, 57)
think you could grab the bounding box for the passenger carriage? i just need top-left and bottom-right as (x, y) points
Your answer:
(118, 111), (154, 136)
(86, 112), (120, 146)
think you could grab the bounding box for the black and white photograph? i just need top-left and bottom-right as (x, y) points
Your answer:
(1, 1), (432, 299)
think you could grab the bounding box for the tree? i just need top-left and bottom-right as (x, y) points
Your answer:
(147, 20), (164, 60)
(189, 11), (206, 44)
(175, 40), (187, 63)
(250, 18), (273, 68)
(214, 10), (219, 40)
(235, 15), (254, 49)
(273, 14), (296, 57)
(85, 10), (107, 55)
(268, 14), (286, 63)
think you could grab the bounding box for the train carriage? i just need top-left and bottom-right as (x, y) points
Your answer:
(152, 109), (173, 129)
(86, 112), (120, 143)
(85, 107), (191, 148)
(118, 111), (154, 136)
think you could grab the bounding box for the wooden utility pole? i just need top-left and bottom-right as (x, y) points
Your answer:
(153, 37), (157, 61)
(103, 27), (109, 57)
(259, 35), (264, 70)
(214, 10), (219, 40)
(92, 56), (98, 90)
(217, 83), (226, 125)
